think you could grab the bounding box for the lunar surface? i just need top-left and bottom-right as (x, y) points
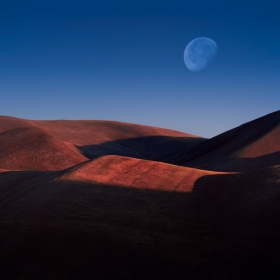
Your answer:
(184, 37), (218, 72)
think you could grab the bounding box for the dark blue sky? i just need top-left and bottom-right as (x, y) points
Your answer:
(1, 0), (280, 137)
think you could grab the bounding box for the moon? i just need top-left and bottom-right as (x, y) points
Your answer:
(184, 37), (218, 72)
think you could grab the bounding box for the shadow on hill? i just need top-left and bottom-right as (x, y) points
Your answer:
(0, 176), (211, 280)
(190, 169), (280, 279)
(186, 150), (280, 172)
(180, 110), (280, 170)
(1, 167), (280, 279)
(78, 134), (280, 171)
(77, 135), (206, 165)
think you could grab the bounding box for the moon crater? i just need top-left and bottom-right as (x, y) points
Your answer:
(184, 37), (218, 72)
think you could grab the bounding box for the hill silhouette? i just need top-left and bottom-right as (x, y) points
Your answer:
(1, 111), (280, 279)
(183, 110), (280, 171)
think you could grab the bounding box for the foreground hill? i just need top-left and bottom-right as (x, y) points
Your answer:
(60, 155), (220, 192)
(1, 158), (280, 279)
(183, 110), (280, 171)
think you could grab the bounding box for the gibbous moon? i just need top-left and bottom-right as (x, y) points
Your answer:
(184, 37), (218, 72)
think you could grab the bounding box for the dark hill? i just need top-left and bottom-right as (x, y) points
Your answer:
(183, 110), (280, 171)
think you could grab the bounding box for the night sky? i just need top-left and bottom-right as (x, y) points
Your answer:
(1, 0), (280, 137)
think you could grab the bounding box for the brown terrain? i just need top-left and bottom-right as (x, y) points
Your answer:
(1, 111), (280, 279)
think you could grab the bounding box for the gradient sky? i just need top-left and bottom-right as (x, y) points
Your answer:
(1, 0), (280, 137)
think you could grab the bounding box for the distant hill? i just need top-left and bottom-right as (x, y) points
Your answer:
(0, 126), (86, 170)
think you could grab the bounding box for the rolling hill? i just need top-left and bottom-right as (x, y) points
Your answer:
(183, 110), (280, 171)
(1, 111), (280, 279)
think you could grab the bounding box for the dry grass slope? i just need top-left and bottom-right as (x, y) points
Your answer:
(60, 155), (222, 192)
(0, 126), (87, 170)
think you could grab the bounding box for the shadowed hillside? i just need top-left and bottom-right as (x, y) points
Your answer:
(1, 161), (280, 279)
(0, 169), (210, 280)
(1, 111), (280, 279)
(78, 135), (205, 163)
(31, 119), (205, 161)
(183, 110), (280, 171)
